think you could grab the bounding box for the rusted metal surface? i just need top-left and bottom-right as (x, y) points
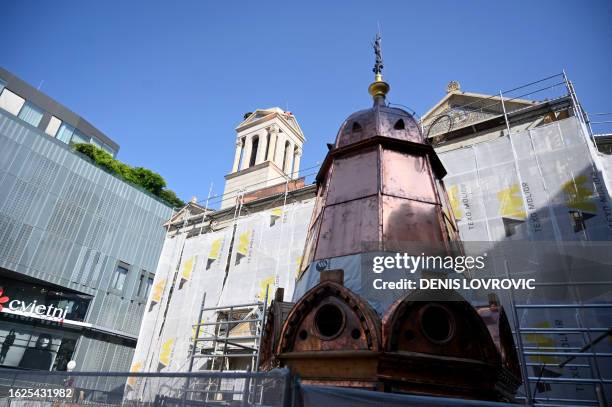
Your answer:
(377, 291), (521, 400)
(275, 272), (382, 388)
(477, 302), (522, 380)
(273, 273), (521, 400)
(258, 298), (295, 372)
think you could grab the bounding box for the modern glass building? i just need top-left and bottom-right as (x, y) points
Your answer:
(0, 67), (174, 376)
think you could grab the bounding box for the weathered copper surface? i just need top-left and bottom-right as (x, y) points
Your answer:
(258, 297), (295, 372)
(477, 300), (522, 380)
(275, 272), (382, 388)
(378, 291), (521, 400)
(269, 273), (521, 400)
(263, 72), (521, 402)
(299, 96), (458, 271)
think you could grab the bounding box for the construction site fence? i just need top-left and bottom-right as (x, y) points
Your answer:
(0, 369), (534, 407)
(0, 369), (294, 407)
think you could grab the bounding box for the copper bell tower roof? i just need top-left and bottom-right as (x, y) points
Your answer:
(298, 34), (454, 273)
(259, 35), (522, 402)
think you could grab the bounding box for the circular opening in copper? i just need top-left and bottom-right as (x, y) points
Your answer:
(314, 303), (344, 339)
(420, 304), (455, 344)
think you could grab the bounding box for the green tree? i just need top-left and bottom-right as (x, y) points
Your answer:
(72, 143), (185, 208)
(159, 189), (185, 208)
(131, 167), (166, 195)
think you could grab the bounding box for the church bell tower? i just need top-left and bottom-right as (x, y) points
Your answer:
(221, 108), (305, 209)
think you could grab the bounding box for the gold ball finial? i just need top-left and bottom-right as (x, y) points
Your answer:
(368, 76), (390, 99)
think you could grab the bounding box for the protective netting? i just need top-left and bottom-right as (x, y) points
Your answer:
(126, 200), (313, 401)
(293, 117), (612, 405)
(437, 119), (612, 403)
(440, 117), (612, 242)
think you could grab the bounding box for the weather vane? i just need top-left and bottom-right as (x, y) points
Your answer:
(372, 33), (383, 76)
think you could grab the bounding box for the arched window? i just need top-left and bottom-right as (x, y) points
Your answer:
(282, 140), (291, 173)
(249, 136), (259, 167)
(264, 133), (270, 161)
(238, 137), (246, 169)
(291, 145), (299, 175)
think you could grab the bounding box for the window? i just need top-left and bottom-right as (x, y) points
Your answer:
(111, 263), (129, 291)
(264, 133), (270, 161)
(282, 141), (291, 172)
(18, 101), (44, 127)
(137, 271), (154, 299)
(56, 123), (75, 144)
(249, 136), (259, 167)
(45, 116), (62, 137)
(238, 137), (245, 169)
(102, 143), (115, 156)
(70, 129), (90, 145)
(90, 137), (102, 148)
(0, 78), (6, 93)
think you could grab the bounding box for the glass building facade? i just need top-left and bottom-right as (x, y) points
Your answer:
(0, 69), (174, 380)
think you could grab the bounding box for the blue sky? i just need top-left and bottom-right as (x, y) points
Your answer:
(2, 1), (611, 207)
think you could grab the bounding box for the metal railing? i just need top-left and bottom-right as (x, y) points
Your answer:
(0, 369), (293, 407)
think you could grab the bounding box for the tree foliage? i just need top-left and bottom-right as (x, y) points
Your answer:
(73, 143), (185, 208)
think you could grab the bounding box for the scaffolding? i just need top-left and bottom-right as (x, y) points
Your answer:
(181, 289), (269, 404)
(436, 72), (612, 407)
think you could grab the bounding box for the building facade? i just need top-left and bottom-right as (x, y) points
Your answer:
(127, 108), (315, 400)
(420, 80), (612, 405)
(0, 67), (173, 382)
(129, 75), (612, 405)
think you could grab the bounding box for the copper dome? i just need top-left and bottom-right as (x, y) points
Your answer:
(335, 101), (423, 148)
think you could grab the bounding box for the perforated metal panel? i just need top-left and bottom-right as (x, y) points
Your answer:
(0, 109), (174, 374)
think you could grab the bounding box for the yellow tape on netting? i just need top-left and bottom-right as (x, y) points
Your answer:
(158, 338), (175, 369)
(237, 230), (252, 256)
(497, 184), (527, 220)
(448, 184), (463, 220)
(126, 361), (143, 388)
(562, 175), (597, 213)
(181, 257), (194, 281)
(209, 238), (223, 260)
(151, 278), (166, 303)
(258, 276), (275, 301)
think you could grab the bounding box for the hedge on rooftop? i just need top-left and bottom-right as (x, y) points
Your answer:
(72, 143), (185, 208)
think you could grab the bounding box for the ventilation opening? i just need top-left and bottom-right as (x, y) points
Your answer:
(298, 329), (308, 340)
(420, 304), (454, 343)
(352, 122), (362, 132)
(314, 303), (344, 339)
(394, 119), (405, 130)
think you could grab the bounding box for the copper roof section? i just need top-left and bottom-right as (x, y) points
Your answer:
(300, 80), (458, 272)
